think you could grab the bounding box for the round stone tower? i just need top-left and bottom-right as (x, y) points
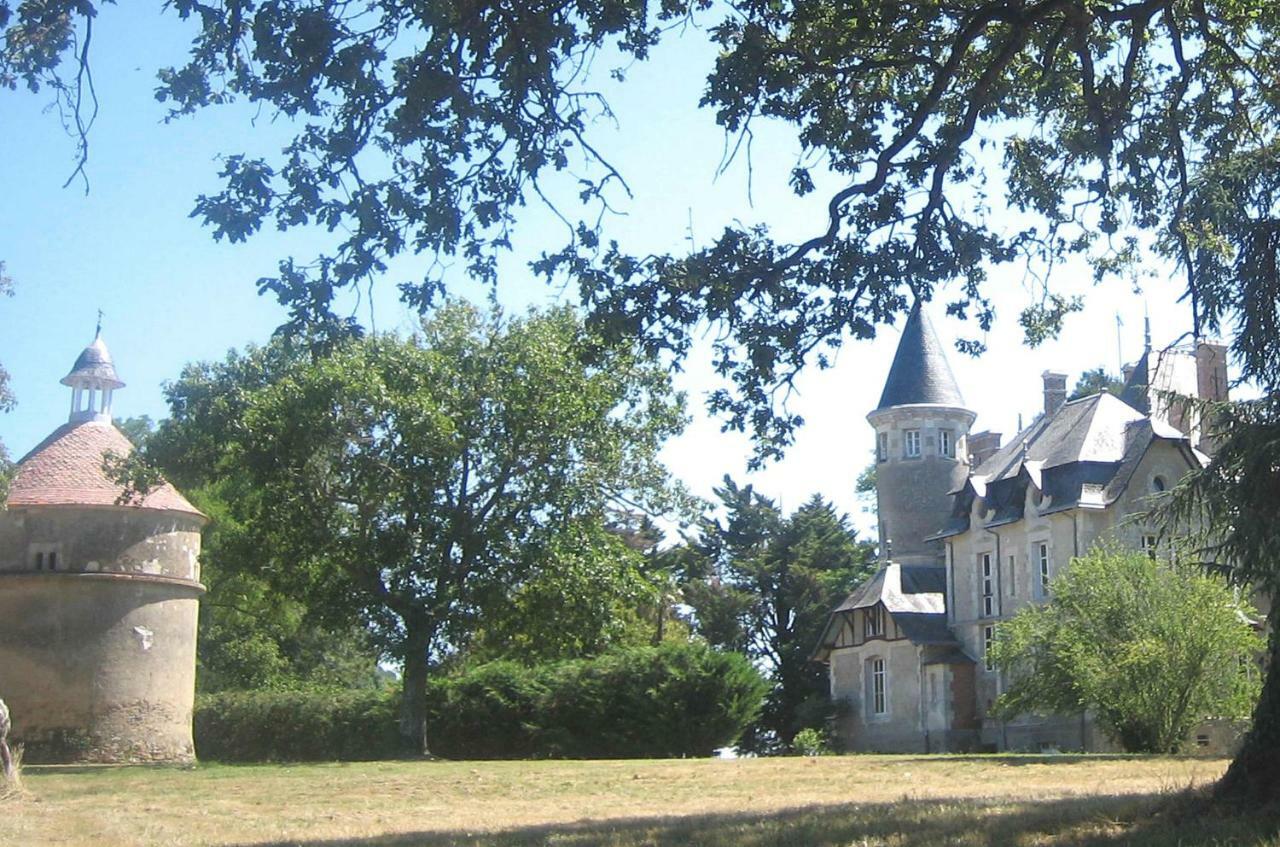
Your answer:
(867, 302), (975, 566)
(0, 332), (206, 763)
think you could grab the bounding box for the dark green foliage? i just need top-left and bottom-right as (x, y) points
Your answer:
(684, 480), (876, 750)
(1160, 395), (1280, 801)
(194, 688), (402, 762)
(141, 303), (685, 754)
(194, 643), (765, 761)
(431, 643), (768, 759)
(1069, 368), (1124, 401)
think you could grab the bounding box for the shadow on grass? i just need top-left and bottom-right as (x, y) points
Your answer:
(236, 790), (1280, 847)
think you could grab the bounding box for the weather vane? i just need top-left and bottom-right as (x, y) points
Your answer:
(95, 308), (104, 338)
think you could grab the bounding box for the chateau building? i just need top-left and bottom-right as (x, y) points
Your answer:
(0, 333), (206, 763)
(815, 303), (1231, 752)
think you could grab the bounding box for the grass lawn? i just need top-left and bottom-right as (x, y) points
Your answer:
(2, 754), (1276, 846)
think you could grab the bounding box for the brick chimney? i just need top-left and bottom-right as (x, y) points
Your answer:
(1042, 371), (1068, 417)
(967, 431), (1003, 468)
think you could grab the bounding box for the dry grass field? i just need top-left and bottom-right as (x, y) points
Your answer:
(1, 754), (1275, 847)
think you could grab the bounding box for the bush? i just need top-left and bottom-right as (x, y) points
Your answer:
(194, 688), (401, 762)
(195, 643), (767, 761)
(431, 642), (767, 759)
(790, 728), (828, 756)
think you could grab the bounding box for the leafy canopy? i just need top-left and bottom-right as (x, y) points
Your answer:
(9, 2), (1280, 460)
(686, 478), (875, 748)
(989, 545), (1261, 754)
(143, 302), (687, 750)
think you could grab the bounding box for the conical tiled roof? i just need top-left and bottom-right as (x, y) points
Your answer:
(7, 421), (204, 517)
(61, 335), (125, 390)
(875, 301), (966, 410)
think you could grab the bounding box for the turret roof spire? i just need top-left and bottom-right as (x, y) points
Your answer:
(875, 300), (966, 410)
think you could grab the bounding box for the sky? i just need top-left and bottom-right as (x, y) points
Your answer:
(0, 5), (1211, 537)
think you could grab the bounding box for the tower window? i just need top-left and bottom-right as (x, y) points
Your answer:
(981, 553), (995, 617)
(904, 429), (921, 458)
(1038, 542), (1050, 595)
(984, 625), (997, 672)
(1152, 475), (1167, 493)
(877, 432), (889, 463)
(1008, 554), (1016, 597)
(1141, 533), (1159, 560)
(29, 544), (61, 572)
(939, 430), (954, 458)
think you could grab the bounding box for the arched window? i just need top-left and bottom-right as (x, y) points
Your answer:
(1152, 475), (1167, 493)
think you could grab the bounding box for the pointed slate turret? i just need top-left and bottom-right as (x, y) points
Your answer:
(876, 301), (965, 410)
(866, 300), (975, 568)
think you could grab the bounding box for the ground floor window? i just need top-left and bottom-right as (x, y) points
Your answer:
(868, 657), (887, 716)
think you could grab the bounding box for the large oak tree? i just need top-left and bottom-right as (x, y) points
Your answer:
(144, 303), (686, 753)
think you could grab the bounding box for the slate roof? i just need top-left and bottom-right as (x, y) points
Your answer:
(7, 421), (204, 517)
(1119, 350), (1150, 414)
(875, 301), (966, 410)
(822, 563), (957, 649)
(931, 392), (1205, 528)
(61, 335), (125, 390)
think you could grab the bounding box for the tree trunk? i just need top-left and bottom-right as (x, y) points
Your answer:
(1215, 622), (1280, 804)
(398, 621), (433, 757)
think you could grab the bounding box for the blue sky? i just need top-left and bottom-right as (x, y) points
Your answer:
(0, 5), (1207, 534)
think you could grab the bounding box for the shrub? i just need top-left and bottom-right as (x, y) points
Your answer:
(196, 643), (766, 761)
(790, 728), (828, 756)
(430, 643), (767, 759)
(194, 688), (401, 762)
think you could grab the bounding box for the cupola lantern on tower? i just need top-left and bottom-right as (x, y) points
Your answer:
(866, 301), (976, 566)
(60, 326), (125, 424)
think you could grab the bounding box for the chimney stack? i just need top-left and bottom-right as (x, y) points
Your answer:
(1042, 371), (1068, 418)
(967, 431), (1003, 468)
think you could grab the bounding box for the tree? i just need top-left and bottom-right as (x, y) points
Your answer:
(989, 546), (1261, 754)
(142, 303), (685, 752)
(1161, 395), (1280, 801)
(1068, 368), (1124, 401)
(15, 0), (1280, 795)
(464, 517), (666, 664)
(10, 2), (1280, 455)
(0, 261), (14, 502)
(687, 479), (876, 748)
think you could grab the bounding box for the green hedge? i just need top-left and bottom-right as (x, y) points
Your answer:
(431, 643), (768, 759)
(194, 688), (401, 762)
(195, 643), (767, 761)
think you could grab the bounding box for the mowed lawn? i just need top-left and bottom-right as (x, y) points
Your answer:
(3, 754), (1276, 847)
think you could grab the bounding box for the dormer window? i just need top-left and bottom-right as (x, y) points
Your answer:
(904, 429), (921, 458)
(864, 605), (885, 638)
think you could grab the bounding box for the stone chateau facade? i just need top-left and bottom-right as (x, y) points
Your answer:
(815, 303), (1237, 753)
(0, 333), (205, 763)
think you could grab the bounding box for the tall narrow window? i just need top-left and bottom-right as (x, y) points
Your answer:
(870, 658), (887, 715)
(877, 432), (889, 463)
(1008, 554), (1016, 596)
(981, 553), (995, 617)
(48, 551), (58, 571)
(1038, 543), (1050, 596)
(34, 551), (44, 571)
(864, 605), (884, 638)
(904, 429), (921, 458)
(984, 625), (997, 672)
(1141, 534), (1158, 560)
(939, 429), (954, 458)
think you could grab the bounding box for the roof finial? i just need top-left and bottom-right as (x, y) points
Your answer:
(1143, 305), (1151, 352)
(95, 309), (104, 339)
